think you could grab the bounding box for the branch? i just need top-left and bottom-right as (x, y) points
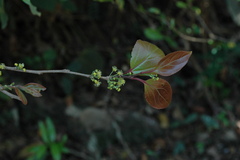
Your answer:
(3, 66), (109, 80)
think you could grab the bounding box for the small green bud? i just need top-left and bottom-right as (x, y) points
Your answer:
(94, 81), (101, 87)
(150, 74), (159, 81)
(0, 63), (5, 69)
(117, 78), (125, 86)
(112, 66), (118, 72)
(117, 70), (123, 76)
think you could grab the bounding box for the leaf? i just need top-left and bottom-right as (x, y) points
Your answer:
(39, 121), (49, 143)
(14, 88), (27, 105)
(176, 1), (187, 9)
(144, 79), (172, 109)
(24, 83), (46, 91)
(50, 143), (62, 160)
(200, 114), (219, 129)
(154, 51), (192, 76)
(46, 117), (56, 142)
(144, 28), (163, 41)
(130, 40), (165, 75)
(148, 7), (161, 15)
(116, 0), (124, 10)
(61, 135), (68, 144)
(0, 0), (8, 29)
(35, 145), (47, 159)
(22, 0), (41, 16)
(31, 0), (58, 11)
(20, 83), (46, 97)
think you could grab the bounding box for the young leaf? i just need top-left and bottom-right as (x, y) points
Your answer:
(46, 117), (56, 142)
(144, 79), (172, 109)
(24, 83), (46, 92)
(130, 40), (165, 75)
(39, 121), (49, 143)
(154, 51), (192, 76)
(22, 0), (41, 16)
(14, 88), (27, 105)
(19, 83), (46, 97)
(50, 143), (61, 160)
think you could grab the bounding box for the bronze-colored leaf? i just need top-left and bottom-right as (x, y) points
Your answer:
(155, 51), (192, 76)
(19, 83), (46, 97)
(144, 79), (172, 109)
(15, 88), (27, 105)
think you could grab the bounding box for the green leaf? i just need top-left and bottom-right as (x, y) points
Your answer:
(39, 121), (49, 143)
(14, 88), (27, 105)
(62, 147), (69, 153)
(176, 1), (187, 9)
(196, 142), (205, 154)
(60, 0), (77, 12)
(183, 113), (198, 124)
(148, 7), (161, 14)
(35, 144), (47, 159)
(144, 79), (172, 109)
(61, 135), (68, 144)
(46, 117), (56, 142)
(130, 40), (165, 75)
(201, 115), (219, 129)
(0, 0), (8, 29)
(22, 0), (41, 16)
(27, 144), (47, 160)
(154, 51), (192, 76)
(144, 28), (163, 41)
(116, 0), (124, 10)
(50, 143), (62, 160)
(31, 0), (58, 11)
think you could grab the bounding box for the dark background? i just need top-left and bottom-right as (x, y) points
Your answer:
(1, 0), (240, 159)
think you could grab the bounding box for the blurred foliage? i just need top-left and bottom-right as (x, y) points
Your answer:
(21, 117), (69, 160)
(1, 0), (240, 159)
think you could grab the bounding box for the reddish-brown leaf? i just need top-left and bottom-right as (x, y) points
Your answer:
(19, 83), (46, 97)
(154, 51), (192, 76)
(24, 83), (46, 92)
(15, 88), (27, 105)
(144, 79), (172, 109)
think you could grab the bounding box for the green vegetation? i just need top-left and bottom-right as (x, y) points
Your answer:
(0, 0), (240, 159)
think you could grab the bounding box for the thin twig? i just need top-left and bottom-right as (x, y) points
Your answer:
(3, 66), (109, 80)
(173, 29), (210, 43)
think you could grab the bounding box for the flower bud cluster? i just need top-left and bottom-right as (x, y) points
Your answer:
(14, 63), (26, 72)
(90, 69), (102, 87)
(107, 66), (125, 92)
(149, 74), (159, 81)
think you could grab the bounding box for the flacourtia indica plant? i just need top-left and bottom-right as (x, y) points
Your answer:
(0, 40), (192, 109)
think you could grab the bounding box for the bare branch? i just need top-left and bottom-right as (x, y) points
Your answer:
(3, 66), (109, 80)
